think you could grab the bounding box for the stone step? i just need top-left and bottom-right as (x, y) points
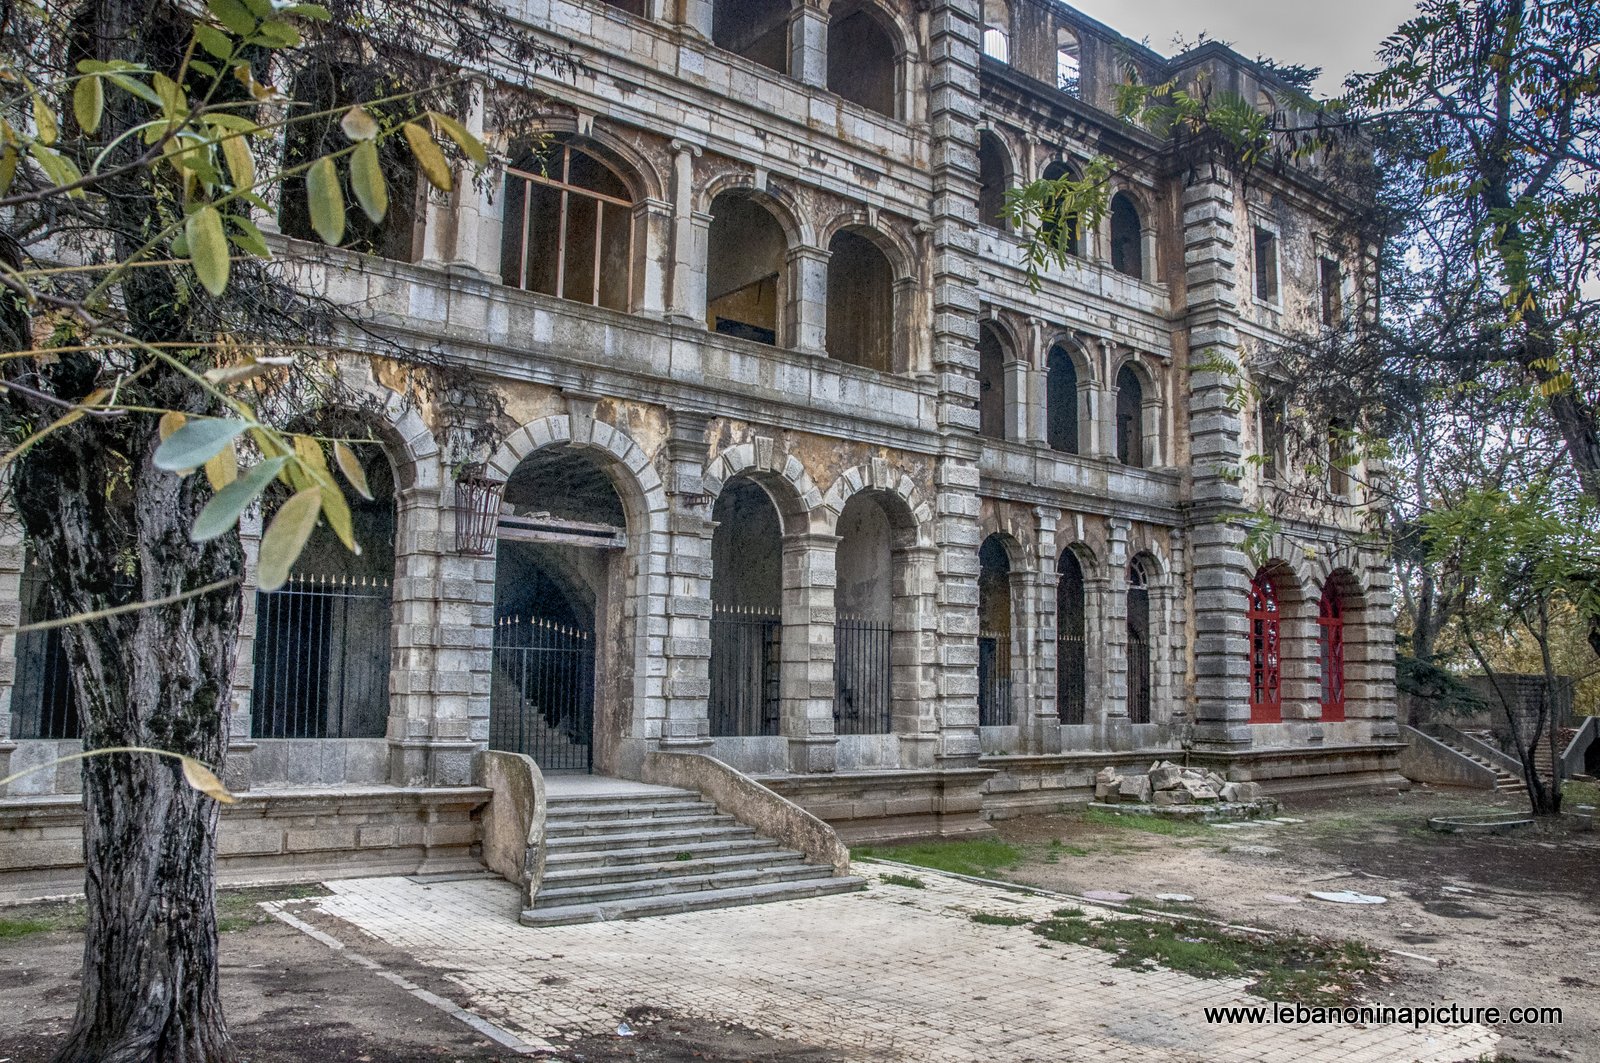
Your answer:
(532, 862), (831, 908)
(544, 824), (756, 852)
(520, 875), (869, 928)
(541, 849), (809, 890)
(545, 797), (712, 820)
(544, 812), (737, 839)
(543, 836), (783, 870)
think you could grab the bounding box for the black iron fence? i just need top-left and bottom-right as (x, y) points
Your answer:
(978, 631), (1013, 726)
(1056, 629), (1086, 725)
(251, 574), (392, 739)
(1128, 587), (1151, 724)
(710, 606), (780, 737)
(12, 572), (79, 740)
(491, 615), (594, 772)
(834, 615), (891, 735)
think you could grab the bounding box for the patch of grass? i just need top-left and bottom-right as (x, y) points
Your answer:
(1564, 778), (1600, 808)
(969, 912), (1032, 927)
(1031, 911), (1381, 1006)
(216, 884), (330, 933)
(675, 852), (694, 861)
(1041, 839), (1091, 862)
(853, 838), (1023, 878)
(0, 900), (85, 941)
(1124, 898), (1210, 916)
(1082, 808), (1212, 837)
(878, 873), (926, 889)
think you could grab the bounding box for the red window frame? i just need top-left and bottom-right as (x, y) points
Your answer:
(1319, 585), (1346, 721)
(1248, 572), (1281, 723)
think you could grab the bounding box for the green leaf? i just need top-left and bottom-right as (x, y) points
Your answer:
(73, 76), (103, 134)
(187, 205), (230, 296)
(305, 155), (345, 245)
(349, 138), (387, 223)
(194, 22), (234, 60)
(340, 105), (378, 141)
(220, 132), (255, 191)
(29, 143), (83, 197)
(428, 110), (487, 166)
(255, 19), (302, 47)
(284, 3), (332, 18)
(153, 417), (248, 471)
(31, 94), (57, 146)
(228, 214), (272, 259)
(333, 440), (374, 500)
(206, 0), (258, 36)
(190, 456), (286, 541)
(403, 121), (452, 192)
(103, 72), (163, 107)
(256, 487), (323, 591)
(0, 145), (18, 197)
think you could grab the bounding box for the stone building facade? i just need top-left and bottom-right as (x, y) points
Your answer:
(0, 0), (1401, 864)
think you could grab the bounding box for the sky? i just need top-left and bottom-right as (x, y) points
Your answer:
(1064, 0), (1423, 97)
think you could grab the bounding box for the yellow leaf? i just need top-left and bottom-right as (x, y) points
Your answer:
(159, 411), (188, 441)
(349, 138), (386, 224)
(220, 133), (255, 192)
(333, 440), (373, 500)
(428, 110), (488, 166)
(340, 105), (379, 141)
(73, 76), (103, 135)
(319, 479), (356, 551)
(256, 487), (322, 591)
(180, 756), (237, 804)
(204, 443), (237, 491)
(305, 155), (345, 245)
(31, 93), (57, 145)
(403, 121), (452, 192)
(186, 205), (230, 297)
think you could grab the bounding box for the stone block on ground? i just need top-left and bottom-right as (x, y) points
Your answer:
(1117, 775), (1152, 803)
(1152, 789), (1193, 807)
(1204, 771), (1227, 791)
(1178, 778), (1219, 802)
(1220, 781), (1262, 803)
(1149, 764), (1183, 791)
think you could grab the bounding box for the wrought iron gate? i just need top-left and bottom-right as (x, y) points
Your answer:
(834, 615), (891, 734)
(710, 606), (780, 736)
(12, 572), (78, 740)
(252, 574), (393, 738)
(978, 631), (1012, 726)
(490, 615), (594, 771)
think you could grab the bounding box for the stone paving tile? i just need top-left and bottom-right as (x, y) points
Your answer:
(306, 866), (1499, 1063)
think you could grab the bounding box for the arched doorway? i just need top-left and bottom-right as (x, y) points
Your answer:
(1319, 579), (1347, 722)
(978, 536), (1014, 726)
(1056, 549), (1086, 725)
(1248, 569), (1282, 724)
(1126, 559), (1151, 724)
(709, 477), (784, 737)
(833, 490), (918, 737)
(491, 445), (629, 772)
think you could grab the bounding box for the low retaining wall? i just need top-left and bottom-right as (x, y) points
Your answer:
(474, 751), (545, 908)
(756, 768), (995, 846)
(0, 785), (490, 903)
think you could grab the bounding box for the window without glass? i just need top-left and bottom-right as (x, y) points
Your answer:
(1109, 192), (1142, 279)
(978, 132), (1011, 230)
(1046, 344), (1079, 454)
(12, 554), (82, 740)
(978, 536), (1014, 727)
(712, 0), (789, 74)
(982, 0), (1010, 62)
(1319, 256), (1343, 325)
(1260, 393), (1285, 480)
(501, 140), (634, 312)
(1056, 550), (1087, 724)
(978, 323), (1008, 440)
(826, 230), (894, 372)
(828, 4), (898, 118)
(1039, 160), (1080, 256)
(1126, 562), (1151, 725)
(1253, 226), (1279, 303)
(1056, 27), (1081, 95)
(1327, 422), (1351, 496)
(1115, 365), (1144, 467)
(706, 193), (787, 345)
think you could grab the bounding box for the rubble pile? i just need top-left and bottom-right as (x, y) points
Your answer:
(1093, 761), (1264, 807)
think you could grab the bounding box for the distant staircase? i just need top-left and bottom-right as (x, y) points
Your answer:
(1440, 729), (1528, 795)
(521, 785), (866, 927)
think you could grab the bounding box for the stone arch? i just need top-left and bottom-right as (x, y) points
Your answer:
(698, 173), (815, 249)
(820, 463), (931, 545)
(1110, 352), (1164, 467)
(503, 116), (666, 204)
(703, 440), (824, 536)
(1252, 556), (1316, 726)
(817, 212), (916, 280)
(486, 414), (668, 521)
(823, 0), (916, 119)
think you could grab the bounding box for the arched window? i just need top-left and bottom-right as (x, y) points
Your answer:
(978, 132), (1011, 230)
(710, 478), (784, 737)
(707, 192), (788, 346)
(834, 491), (914, 735)
(1126, 561), (1151, 724)
(982, 0), (1011, 62)
(712, 0), (789, 74)
(1248, 571), (1282, 723)
(1046, 344), (1079, 454)
(501, 139), (634, 312)
(1115, 365), (1144, 467)
(828, 3), (898, 118)
(826, 229), (895, 372)
(1056, 27), (1081, 95)
(1109, 192), (1143, 279)
(978, 536), (1013, 726)
(978, 322), (1007, 440)
(1039, 160), (1080, 257)
(1319, 584), (1346, 721)
(1056, 550), (1087, 724)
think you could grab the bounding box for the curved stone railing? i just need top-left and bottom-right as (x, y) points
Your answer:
(1562, 716), (1599, 778)
(640, 751), (851, 875)
(473, 750), (547, 908)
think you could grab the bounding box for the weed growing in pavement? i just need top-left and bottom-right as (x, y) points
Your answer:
(1081, 809), (1212, 837)
(853, 838), (1023, 878)
(878, 873), (927, 889)
(969, 912), (1032, 927)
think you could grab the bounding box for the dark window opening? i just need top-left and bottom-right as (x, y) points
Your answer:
(710, 479), (784, 737)
(1253, 226), (1279, 302)
(1046, 344), (1079, 454)
(1039, 161), (1080, 257)
(1115, 365), (1144, 467)
(502, 139), (634, 312)
(1320, 256), (1343, 325)
(978, 132), (1010, 230)
(1126, 562), (1150, 724)
(978, 536), (1014, 727)
(1109, 192), (1143, 279)
(712, 0), (790, 74)
(826, 229), (894, 372)
(12, 558), (81, 741)
(827, 5), (899, 118)
(1261, 394), (1285, 480)
(1056, 550), (1086, 724)
(603, 0), (647, 15)
(978, 323), (1008, 440)
(707, 193), (787, 346)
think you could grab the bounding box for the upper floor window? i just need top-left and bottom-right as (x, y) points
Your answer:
(712, 0), (790, 75)
(828, 3), (899, 118)
(1109, 192), (1143, 279)
(982, 0), (1011, 62)
(501, 139), (634, 312)
(707, 192), (787, 345)
(978, 322), (1008, 440)
(1046, 344), (1080, 454)
(826, 229), (895, 371)
(1327, 422), (1351, 497)
(1040, 160), (1081, 257)
(1115, 365), (1144, 467)
(978, 132), (1011, 230)
(1057, 28), (1081, 95)
(1320, 256), (1343, 325)
(1253, 226), (1280, 303)
(1260, 392), (1285, 480)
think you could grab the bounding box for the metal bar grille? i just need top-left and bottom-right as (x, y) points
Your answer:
(1127, 587), (1151, 724)
(978, 631), (1012, 726)
(490, 616), (594, 772)
(251, 574), (393, 739)
(12, 572), (79, 740)
(709, 606), (780, 737)
(833, 615), (891, 736)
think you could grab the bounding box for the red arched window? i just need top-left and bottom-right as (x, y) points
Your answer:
(1248, 571), (1281, 723)
(1319, 584), (1346, 721)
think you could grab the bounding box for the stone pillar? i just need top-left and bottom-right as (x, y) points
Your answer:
(1348, 554), (1399, 740)
(446, 78), (496, 278)
(789, 2), (829, 88)
(787, 245), (830, 355)
(1081, 381), (1106, 458)
(782, 533), (840, 772)
(1102, 519), (1131, 749)
(1002, 357), (1028, 444)
(1183, 176), (1254, 751)
(667, 141), (708, 325)
(1023, 507), (1059, 753)
(224, 507), (262, 791)
(1165, 527), (1190, 730)
(680, 0), (714, 39)
(659, 411), (714, 751)
(634, 197), (673, 318)
(895, 543), (942, 768)
(0, 516), (25, 789)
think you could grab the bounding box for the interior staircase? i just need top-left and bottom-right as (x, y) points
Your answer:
(521, 783), (866, 927)
(1441, 729), (1528, 795)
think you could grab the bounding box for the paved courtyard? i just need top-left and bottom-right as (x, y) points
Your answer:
(282, 864), (1500, 1063)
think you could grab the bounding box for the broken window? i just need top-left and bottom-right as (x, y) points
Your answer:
(1115, 365), (1144, 467)
(826, 229), (895, 372)
(712, 0), (790, 74)
(1126, 560), (1151, 724)
(1046, 343), (1079, 454)
(978, 322), (1008, 440)
(1056, 550), (1087, 725)
(828, 3), (898, 118)
(1253, 226), (1279, 303)
(978, 132), (1011, 230)
(982, 0), (1011, 62)
(11, 553), (82, 740)
(1056, 27), (1081, 95)
(1260, 392), (1286, 480)
(707, 193), (788, 345)
(502, 138), (634, 313)
(1109, 192), (1143, 279)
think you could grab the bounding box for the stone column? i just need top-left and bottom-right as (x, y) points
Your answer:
(0, 516), (25, 789)
(1102, 519), (1131, 749)
(782, 533), (840, 772)
(1165, 527), (1190, 731)
(634, 197), (673, 318)
(680, 0), (714, 39)
(895, 544), (941, 768)
(667, 141), (708, 325)
(789, 2), (829, 88)
(1025, 507), (1061, 753)
(787, 245), (830, 355)
(1003, 357), (1028, 444)
(1183, 176), (1254, 751)
(446, 78), (496, 278)
(224, 508), (262, 791)
(659, 412), (714, 752)
(1081, 381), (1105, 458)
(1347, 555), (1399, 741)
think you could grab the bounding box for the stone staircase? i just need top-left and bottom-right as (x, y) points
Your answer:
(1443, 729), (1527, 795)
(521, 784), (866, 927)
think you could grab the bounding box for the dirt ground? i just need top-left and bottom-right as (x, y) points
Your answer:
(990, 787), (1600, 1063)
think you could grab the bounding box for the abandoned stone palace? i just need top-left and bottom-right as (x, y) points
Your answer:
(0, 0), (1401, 898)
